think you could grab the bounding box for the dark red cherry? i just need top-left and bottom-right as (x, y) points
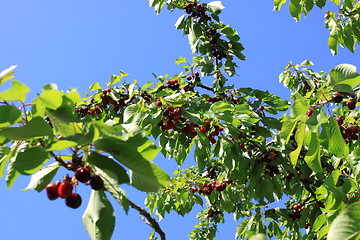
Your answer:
(65, 193), (82, 209)
(90, 175), (104, 190)
(75, 167), (91, 183)
(58, 181), (73, 199)
(46, 183), (59, 200)
(332, 93), (343, 103)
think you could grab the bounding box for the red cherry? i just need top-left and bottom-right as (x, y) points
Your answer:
(239, 143), (245, 148)
(75, 167), (91, 183)
(258, 106), (264, 111)
(58, 181), (73, 199)
(90, 175), (104, 190)
(46, 183), (59, 200)
(332, 93), (343, 103)
(306, 109), (314, 117)
(156, 100), (162, 107)
(199, 126), (207, 133)
(346, 99), (356, 110)
(336, 117), (343, 125)
(65, 193), (82, 209)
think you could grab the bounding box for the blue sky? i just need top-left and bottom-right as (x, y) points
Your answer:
(0, 1), (358, 239)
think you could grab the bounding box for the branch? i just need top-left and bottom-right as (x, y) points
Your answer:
(128, 199), (166, 240)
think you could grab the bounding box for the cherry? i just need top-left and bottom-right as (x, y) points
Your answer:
(336, 117), (343, 125)
(156, 100), (162, 107)
(258, 106), (264, 111)
(346, 99), (356, 110)
(65, 193), (82, 209)
(306, 108), (314, 117)
(199, 126), (207, 133)
(90, 175), (104, 190)
(75, 167), (91, 183)
(58, 181), (73, 199)
(332, 93), (343, 103)
(46, 183), (59, 200)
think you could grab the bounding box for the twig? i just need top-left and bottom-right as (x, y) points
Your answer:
(129, 199), (166, 240)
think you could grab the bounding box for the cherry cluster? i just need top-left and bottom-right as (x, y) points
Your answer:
(157, 106), (185, 131)
(332, 93), (358, 110)
(206, 95), (222, 103)
(76, 88), (130, 117)
(337, 117), (359, 142)
(288, 203), (305, 221)
(45, 167), (104, 209)
(189, 179), (232, 195)
(207, 29), (227, 61)
(184, 2), (211, 21)
(207, 207), (222, 218)
(259, 148), (281, 177)
(160, 79), (180, 91)
(198, 120), (224, 144)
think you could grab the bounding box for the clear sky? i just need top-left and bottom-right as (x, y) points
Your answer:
(0, 1), (358, 240)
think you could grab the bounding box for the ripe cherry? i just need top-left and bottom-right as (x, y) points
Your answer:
(306, 108), (314, 117)
(65, 193), (82, 209)
(332, 93), (343, 103)
(75, 167), (91, 183)
(199, 126), (207, 133)
(156, 100), (162, 107)
(258, 106), (264, 111)
(346, 99), (356, 110)
(336, 117), (343, 125)
(58, 181), (73, 199)
(46, 183), (59, 200)
(90, 175), (104, 190)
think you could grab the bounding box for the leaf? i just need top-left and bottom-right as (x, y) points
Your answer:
(25, 162), (60, 192)
(273, 0), (287, 10)
(0, 65), (17, 86)
(207, 1), (225, 14)
(0, 116), (54, 140)
(95, 138), (170, 192)
(175, 14), (187, 29)
(289, 0), (301, 21)
(89, 83), (102, 91)
(328, 64), (359, 86)
(329, 0), (340, 5)
(36, 89), (64, 110)
(82, 190), (115, 240)
(46, 140), (78, 151)
(290, 120), (306, 165)
(0, 81), (30, 102)
(13, 147), (49, 175)
(0, 104), (22, 128)
(328, 116), (348, 158)
(249, 234), (268, 240)
(327, 202), (360, 240)
(87, 152), (129, 185)
(304, 130), (322, 173)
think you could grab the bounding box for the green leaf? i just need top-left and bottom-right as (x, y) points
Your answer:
(207, 1), (225, 14)
(175, 14), (187, 30)
(249, 233), (268, 240)
(0, 65), (17, 86)
(36, 89), (64, 110)
(290, 120), (306, 165)
(13, 147), (49, 175)
(328, 64), (359, 86)
(95, 138), (170, 192)
(328, 116), (348, 158)
(0, 81), (30, 102)
(315, 0), (326, 8)
(328, 202), (360, 240)
(47, 95), (80, 122)
(87, 152), (129, 212)
(108, 71), (128, 85)
(82, 190), (115, 240)
(25, 162), (60, 192)
(290, 100), (310, 118)
(304, 130), (322, 173)
(87, 152), (129, 185)
(0, 116), (53, 140)
(6, 157), (20, 189)
(329, 0), (340, 5)
(174, 56), (187, 65)
(289, 0), (301, 21)
(273, 0), (287, 10)
(0, 104), (22, 128)
(89, 83), (102, 91)
(46, 140), (78, 151)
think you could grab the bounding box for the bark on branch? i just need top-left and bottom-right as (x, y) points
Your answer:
(129, 199), (166, 240)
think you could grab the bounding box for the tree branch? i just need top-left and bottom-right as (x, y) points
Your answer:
(129, 199), (166, 240)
